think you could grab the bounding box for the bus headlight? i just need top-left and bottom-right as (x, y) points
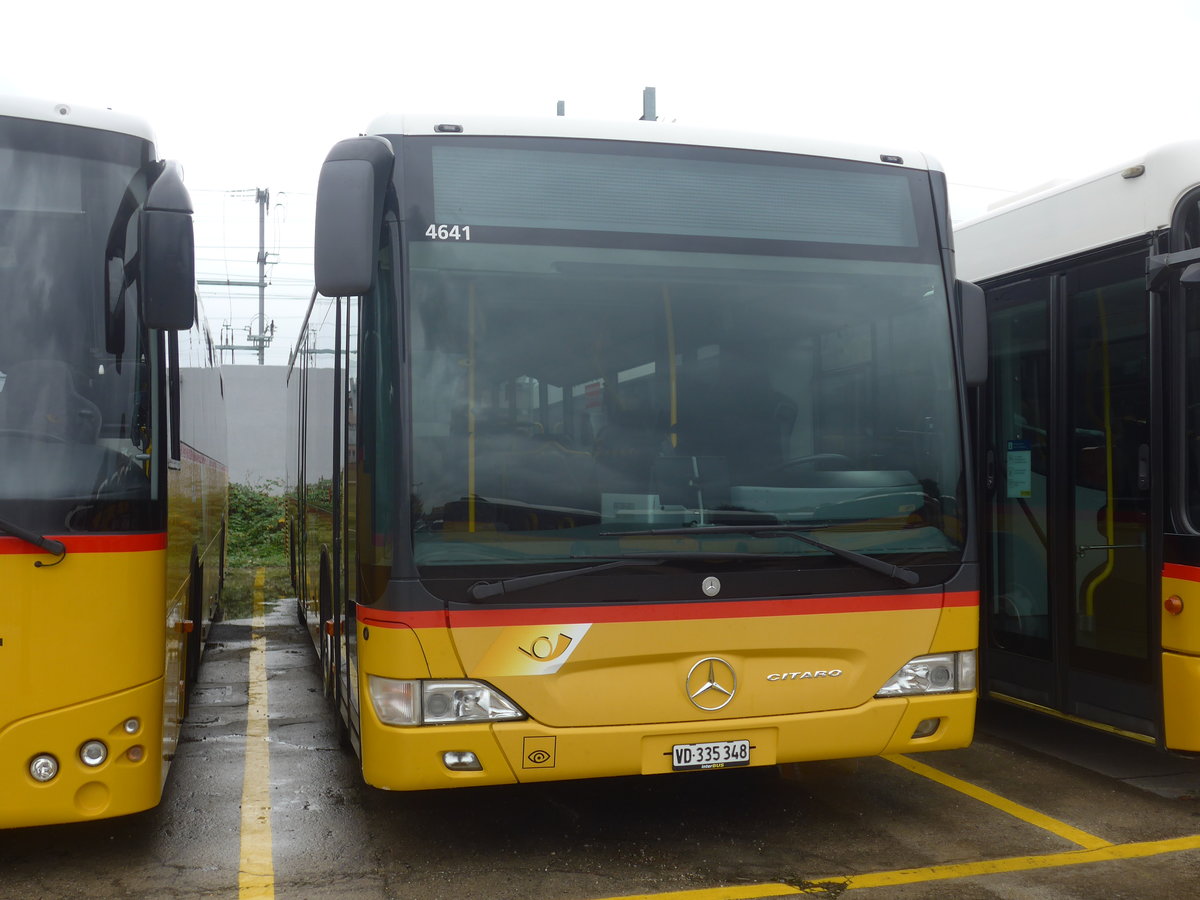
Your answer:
(422, 681), (525, 724)
(368, 677), (526, 726)
(875, 652), (976, 697)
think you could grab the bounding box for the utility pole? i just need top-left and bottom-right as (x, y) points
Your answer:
(207, 187), (274, 364)
(255, 188), (268, 365)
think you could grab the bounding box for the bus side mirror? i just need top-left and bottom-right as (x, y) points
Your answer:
(314, 135), (395, 297)
(141, 161), (196, 331)
(957, 279), (987, 388)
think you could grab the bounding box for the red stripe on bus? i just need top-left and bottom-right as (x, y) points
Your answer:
(180, 441), (229, 472)
(358, 590), (977, 630)
(1164, 563), (1200, 582)
(0, 533), (167, 554)
(358, 609), (448, 629)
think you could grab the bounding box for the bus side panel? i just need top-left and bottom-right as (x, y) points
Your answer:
(1162, 563), (1200, 751)
(181, 312), (230, 630)
(1162, 654), (1200, 751)
(1162, 564), (1200, 654)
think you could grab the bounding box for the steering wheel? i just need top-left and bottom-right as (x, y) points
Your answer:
(769, 453), (851, 473)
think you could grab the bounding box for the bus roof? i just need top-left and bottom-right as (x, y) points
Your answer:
(365, 113), (941, 173)
(955, 140), (1200, 282)
(0, 95), (156, 144)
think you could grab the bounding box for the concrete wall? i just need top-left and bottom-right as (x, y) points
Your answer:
(222, 364), (289, 489)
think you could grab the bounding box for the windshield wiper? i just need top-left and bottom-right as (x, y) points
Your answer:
(600, 525), (920, 587)
(468, 557), (665, 601)
(466, 550), (788, 601)
(0, 515), (67, 565)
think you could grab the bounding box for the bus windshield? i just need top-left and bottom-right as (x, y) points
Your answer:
(0, 115), (159, 534)
(406, 138), (965, 568)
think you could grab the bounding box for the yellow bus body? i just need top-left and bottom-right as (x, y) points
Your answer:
(1, 453), (225, 828)
(0, 540), (175, 827)
(1162, 563), (1200, 751)
(357, 593), (977, 790)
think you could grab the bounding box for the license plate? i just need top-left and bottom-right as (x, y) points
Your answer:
(671, 739), (751, 771)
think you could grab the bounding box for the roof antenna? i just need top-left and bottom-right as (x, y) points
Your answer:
(556, 100), (566, 117)
(640, 86), (657, 121)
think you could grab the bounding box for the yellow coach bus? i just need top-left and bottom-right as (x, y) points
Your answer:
(289, 114), (986, 790)
(958, 140), (1200, 751)
(0, 97), (227, 827)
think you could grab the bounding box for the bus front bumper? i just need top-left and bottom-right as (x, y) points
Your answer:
(0, 680), (165, 829)
(360, 691), (975, 791)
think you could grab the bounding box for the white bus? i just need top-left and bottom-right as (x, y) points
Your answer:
(957, 141), (1200, 750)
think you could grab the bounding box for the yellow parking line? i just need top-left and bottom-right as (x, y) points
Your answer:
(593, 750), (1193, 900)
(605, 885), (803, 899)
(238, 569), (275, 899)
(595, 834), (1200, 899)
(819, 832), (1200, 891)
(884, 753), (1110, 849)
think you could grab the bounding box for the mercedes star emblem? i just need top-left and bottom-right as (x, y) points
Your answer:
(686, 657), (737, 711)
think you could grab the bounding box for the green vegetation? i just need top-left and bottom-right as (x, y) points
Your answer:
(221, 565), (292, 621)
(227, 481), (289, 568)
(222, 482), (292, 619)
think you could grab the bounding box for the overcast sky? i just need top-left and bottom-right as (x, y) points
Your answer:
(6, 0), (1200, 365)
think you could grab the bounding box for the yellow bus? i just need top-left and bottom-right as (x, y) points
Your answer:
(957, 140), (1200, 751)
(289, 114), (985, 790)
(0, 97), (228, 827)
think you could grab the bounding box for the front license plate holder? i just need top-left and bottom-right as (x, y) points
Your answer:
(671, 739), (751, 771)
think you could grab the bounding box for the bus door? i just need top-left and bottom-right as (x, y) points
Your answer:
(984, 251), (1157, 738)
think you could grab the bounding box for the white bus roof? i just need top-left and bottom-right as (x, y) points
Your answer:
(0, 95), (156, 144)
(365, 113), (941, 173)
(955, 140), (1200, 282)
